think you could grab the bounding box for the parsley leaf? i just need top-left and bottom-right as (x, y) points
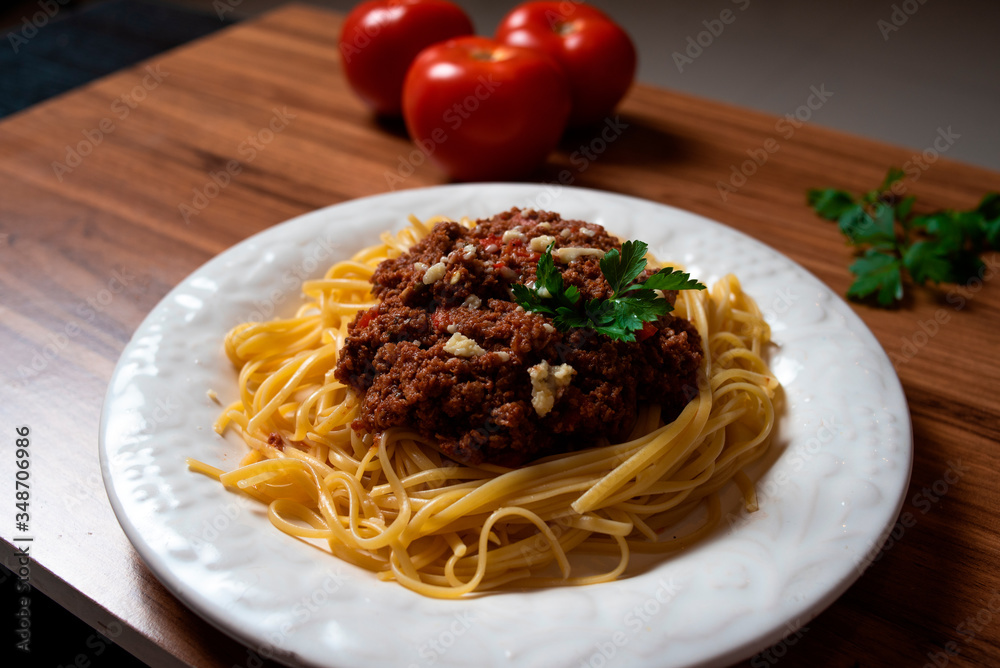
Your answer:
(807, 188), (855, 220)
(902, 241), (953, 284)
(847, 250), (903, 306)
(618, 291), (673, 322)
(978, 192), (1000, 219)
(511, 242), (582, 317)
(976, 194), (1000, 248)
(879, 167), (906, 192)
(600, 240), (649, 294)
(809, 167), (998, 307)
(512, 240), (706, 342)
(895, 195), (916, 221)
(984, 218), (1000, 249)
(915, 210), (984, 252)
(641, 268), (707, 292)
(838, 202), (895, 247)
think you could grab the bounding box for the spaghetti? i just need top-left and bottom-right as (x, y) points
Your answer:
(189, 214), (779, 598)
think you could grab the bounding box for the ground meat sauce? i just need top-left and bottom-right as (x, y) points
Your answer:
(334, 209), (703, 467)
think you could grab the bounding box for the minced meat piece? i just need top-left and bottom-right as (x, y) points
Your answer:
(334, 208), (703, 467)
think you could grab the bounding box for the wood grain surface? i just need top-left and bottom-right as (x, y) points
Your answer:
(1, 4), (999, 667)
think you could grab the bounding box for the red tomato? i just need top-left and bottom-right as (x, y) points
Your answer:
(402, 36), (571, 181)
(339, 0), (474, 116)
(357, 307), (377, 329)
(495, 2), (636, 126)
(635, 321), (658, 343)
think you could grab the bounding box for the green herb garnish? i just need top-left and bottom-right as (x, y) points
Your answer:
(511, 240), (706, 342)
(808, 168), (999, 307)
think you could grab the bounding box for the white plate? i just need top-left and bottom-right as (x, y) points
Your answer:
(100, 184), (911, 668)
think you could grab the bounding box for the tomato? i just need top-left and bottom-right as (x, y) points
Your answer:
(635, 321), (658, 343)
(495, 2), (636, 126)
(339, 0), (474, 116)
(357, 308), (377, 329)
(431, 308), (449, 331)
(402, 36), (571, 181)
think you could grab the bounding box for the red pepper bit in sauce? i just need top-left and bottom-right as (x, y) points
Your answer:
(357, 305), (378, 329)
(635, 321), (658, 343)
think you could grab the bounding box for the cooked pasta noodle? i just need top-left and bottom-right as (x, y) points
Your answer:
(188, 214), (779, 598)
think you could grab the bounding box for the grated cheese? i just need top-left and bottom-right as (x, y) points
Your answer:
(529, 235), (556, 252)
(422, 262), (447, 284)
(527, 360), (576, 417)
(553, 247), (605, 263)
(443, 332), (486, 358)
(501, 226), (526, 243)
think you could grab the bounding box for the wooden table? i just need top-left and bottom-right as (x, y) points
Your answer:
(2, 4), (998, 667)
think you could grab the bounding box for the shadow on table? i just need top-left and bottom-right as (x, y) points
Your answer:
(372, 109), (698, 189)
(554, 111), (698, 168)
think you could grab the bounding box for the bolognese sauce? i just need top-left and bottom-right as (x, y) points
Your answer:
(334, 208), (702, 467)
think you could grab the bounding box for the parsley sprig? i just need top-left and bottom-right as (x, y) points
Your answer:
(808, 168), (999, 307)
(510, 240), (705, 342)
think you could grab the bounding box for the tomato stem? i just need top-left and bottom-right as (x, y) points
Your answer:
(470, 48), (513, 62)
(555, 20), (579, 36)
